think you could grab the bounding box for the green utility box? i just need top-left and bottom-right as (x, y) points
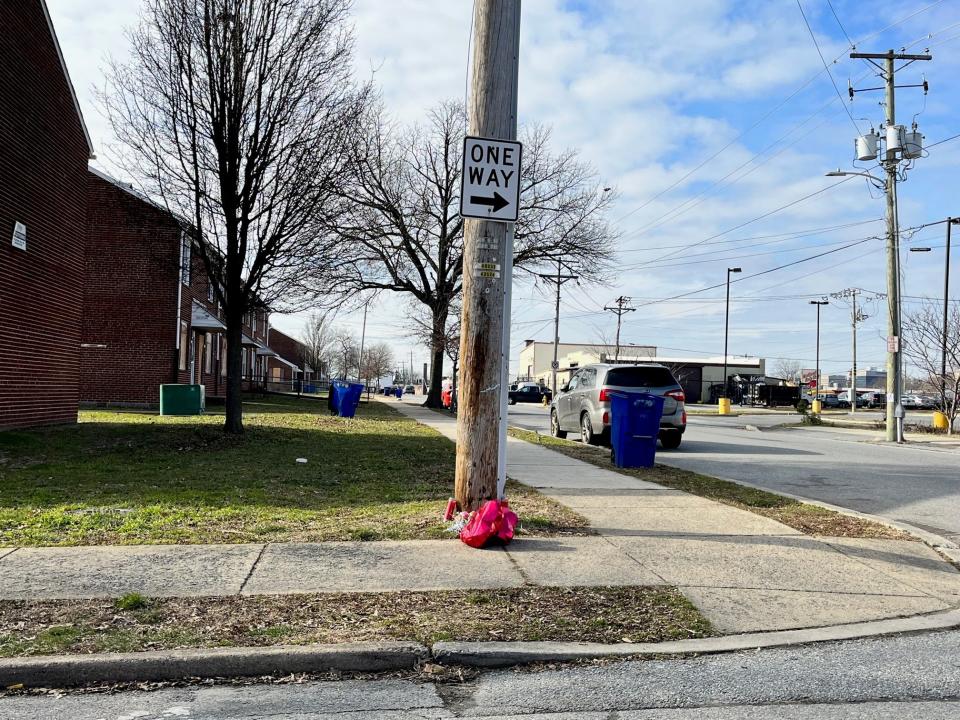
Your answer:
(159, 384), (205, 415)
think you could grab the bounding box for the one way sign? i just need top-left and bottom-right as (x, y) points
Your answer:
(460, 136), (522, 222)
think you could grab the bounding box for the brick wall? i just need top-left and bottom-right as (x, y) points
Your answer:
(0, 1), (90, 428)
(81, 172), (181, 405)
(267, 328), (306, 372)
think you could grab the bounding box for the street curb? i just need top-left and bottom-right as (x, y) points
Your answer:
(0, 642), (429, 689)
(433, 608), (960, 667)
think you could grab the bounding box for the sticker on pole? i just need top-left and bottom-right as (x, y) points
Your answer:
(460, 136), (522, 222)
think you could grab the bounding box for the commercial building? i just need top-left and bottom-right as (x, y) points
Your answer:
(826, 366), (886, 390)
(81, 169), (270, 406)
(518, 341), (656, 385)
(0, 0), (94, 428)
(518, 340), (765, 404)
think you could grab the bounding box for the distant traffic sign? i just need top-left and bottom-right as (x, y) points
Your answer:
(551, 360), (560, 370)
(460, 136), (522, 222)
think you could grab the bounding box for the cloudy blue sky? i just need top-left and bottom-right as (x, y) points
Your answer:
(48, 0), (960, 379)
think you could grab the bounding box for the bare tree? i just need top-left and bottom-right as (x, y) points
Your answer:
(312, 100), (617, 408)
(902, 300), (960, 433)
(772, 359), (804, 384)
(360, 342), (394, 388)
(330, 328), (359, 380)
(103, 0), (368, 432)
(300, 311), (335, 379)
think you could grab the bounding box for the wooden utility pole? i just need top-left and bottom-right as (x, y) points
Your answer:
(604, 296), (635, 361)
(538, 258), (578, 396)
(849, 49), (931, 441)
(455, 0), (521, 510)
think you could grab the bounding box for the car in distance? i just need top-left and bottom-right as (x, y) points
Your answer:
(549, 363), (686, 449)
(818, 394), (841, 409)
(404, 384), (416, 395)
(508, 383), (552, 405)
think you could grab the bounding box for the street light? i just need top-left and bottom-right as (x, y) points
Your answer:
(720, 267), (742, 413)
(825, 169), (886, 189)
(810, 300), (829, 412)
(826, 167), (903, 441)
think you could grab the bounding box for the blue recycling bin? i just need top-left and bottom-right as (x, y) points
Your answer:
(394, 386), (403, 399)
(332, 380), (365, 418)
(609, 392), (664, 468)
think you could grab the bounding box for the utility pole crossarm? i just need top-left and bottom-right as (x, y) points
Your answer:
(850, 52), (932, 61)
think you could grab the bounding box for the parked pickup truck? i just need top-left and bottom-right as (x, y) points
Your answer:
(508, 383), (552, 405)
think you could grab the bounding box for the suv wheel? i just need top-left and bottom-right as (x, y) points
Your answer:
(551, 409), (567, 439)
(580, 413), (601, 446)
(660, 431), (682, 450)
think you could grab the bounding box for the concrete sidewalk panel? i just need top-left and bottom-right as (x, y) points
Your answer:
(507, 462), (656, 490)
(0, 544), (263, 600)
(242, 540), (523, 595)
(824, 537), (960, 605)
(545, 488), (713, 508)
(680, 585), (950, 633)
(580, 504), (802, 537)
(505, 537), (667, 587)
(606, 535), (933, 596)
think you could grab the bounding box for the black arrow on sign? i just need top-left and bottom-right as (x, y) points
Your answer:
(470, 191), (509, 212)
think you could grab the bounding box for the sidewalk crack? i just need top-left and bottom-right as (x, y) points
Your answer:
(238, 544), (268, 595)
(600, 535), (671, 585)
(502, 546), (535, 586)
(822, 539), (953, 601)
(0, 548), (18, 563)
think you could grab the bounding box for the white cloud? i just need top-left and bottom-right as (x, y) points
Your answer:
(45, 0), (960, 375)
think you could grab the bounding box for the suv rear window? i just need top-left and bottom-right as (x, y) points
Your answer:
(604, 366), (677, 388)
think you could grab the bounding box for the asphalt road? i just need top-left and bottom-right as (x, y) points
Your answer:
(507, 404), (960, 542)
(5, 630), (960, 718)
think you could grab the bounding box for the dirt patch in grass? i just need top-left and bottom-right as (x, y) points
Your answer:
(0, 397), (586, 546)
(0, 586), (713, 657)
(508, 428), (913, 541)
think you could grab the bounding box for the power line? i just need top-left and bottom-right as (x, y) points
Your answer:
(797, 0), (862, 134)
(616, 218), (883, 254)
(607, 2), (942, 230)
(826, 0), (854, 47)
(615, 175), (859, 272)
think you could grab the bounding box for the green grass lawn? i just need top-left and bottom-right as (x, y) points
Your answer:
(0, 396), (586, 546)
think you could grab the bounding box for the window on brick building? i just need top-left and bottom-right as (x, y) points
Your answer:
(207, 280), (215, 303)
(178, 321), (189, 371)
(221, 339), (227, 375)
(180, 235), (191, 286)
(204, 333), (212, 374)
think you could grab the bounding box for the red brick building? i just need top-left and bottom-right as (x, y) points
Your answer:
(82, 169), (270, 406)
(264, 327), (311, 389)
(0, 1), (94, 428)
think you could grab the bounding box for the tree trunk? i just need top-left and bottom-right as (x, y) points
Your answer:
(424, 306), (448, 408)
(224, 315), (244, 434)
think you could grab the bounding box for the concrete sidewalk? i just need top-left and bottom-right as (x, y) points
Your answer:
(390, 400), (960, 633)
(1, 399), (958, 636)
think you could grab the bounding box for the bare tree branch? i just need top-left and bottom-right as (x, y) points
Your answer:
(310, 100), (618, 407)
(102, 0), (370, 432)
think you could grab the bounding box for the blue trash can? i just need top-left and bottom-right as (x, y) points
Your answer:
(608, 392), (665, 468)
(332, 380), (364, 418)
(394, 386), (403, 399)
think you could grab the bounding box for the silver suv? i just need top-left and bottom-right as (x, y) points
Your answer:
(550, 363), (687, 449)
